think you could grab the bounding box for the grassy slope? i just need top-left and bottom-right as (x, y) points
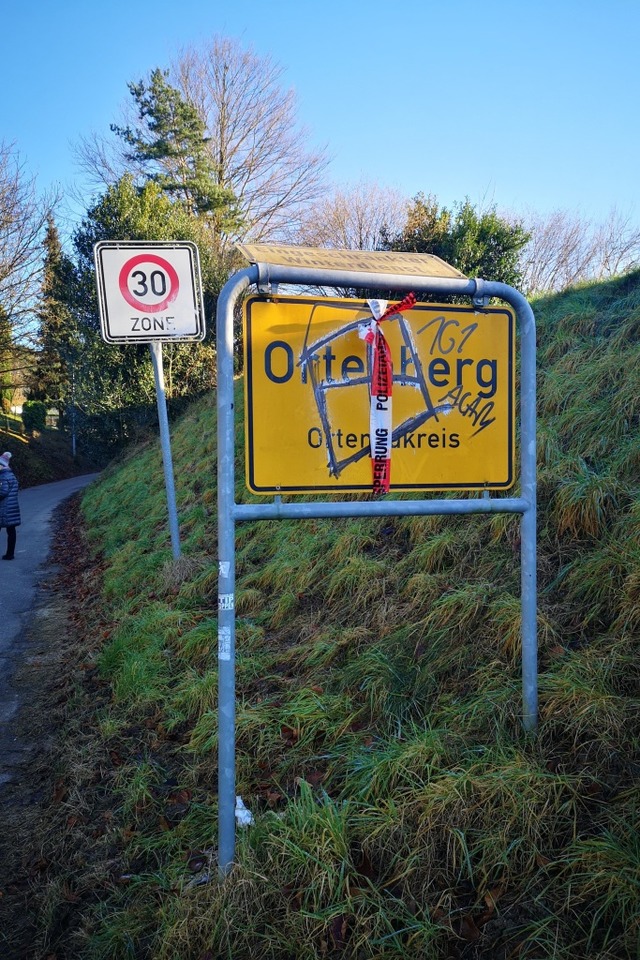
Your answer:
(50, 274), (639, 959)
(0, 425), (100, 487)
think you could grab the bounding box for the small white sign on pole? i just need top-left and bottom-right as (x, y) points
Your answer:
(94, 240), (206, 343)
(93, 240), (206, 561)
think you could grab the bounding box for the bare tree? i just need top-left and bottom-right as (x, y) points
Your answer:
(0, 142), (54, 345)
(290, 179), (409, 251)
(75, 36), (330, 248)
(172, 37), (329, 244)
(518, 210), (591, 294)
(519, 207), (640, 295)
(590, 207), (640, 280)
(277, 179), (410, 298)
(73, 129), (135, 193)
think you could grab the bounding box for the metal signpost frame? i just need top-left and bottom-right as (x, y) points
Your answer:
(216, 261), (537, 875)
(94, 241), (207, 561)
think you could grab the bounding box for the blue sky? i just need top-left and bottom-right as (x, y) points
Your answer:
(2, 0), (639, 232)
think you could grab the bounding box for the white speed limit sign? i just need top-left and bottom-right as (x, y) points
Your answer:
(94, 241), (206, 343)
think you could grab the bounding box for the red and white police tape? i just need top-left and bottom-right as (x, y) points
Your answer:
(359, 293), (416, 494)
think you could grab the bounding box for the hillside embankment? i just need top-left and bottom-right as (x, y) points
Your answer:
(0, 425), (101, 489)
(0, 272), (639, 960)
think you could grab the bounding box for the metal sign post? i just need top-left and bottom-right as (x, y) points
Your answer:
(149, 341), (181, 559)
(94, 241), (206, 560)
(216, 247), (537, 875)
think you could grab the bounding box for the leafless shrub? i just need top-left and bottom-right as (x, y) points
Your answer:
(0, 142), (56, 343)
(290, 179), (409, 251)
(519, 206), (640, 295)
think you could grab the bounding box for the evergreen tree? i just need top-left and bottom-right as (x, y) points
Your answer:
(112, 68), (240, 237)
(388, 193), (529, 288)
(32, 216), (78, 418)
(68, 176), (223, 456)
(72, 173), (228, 342)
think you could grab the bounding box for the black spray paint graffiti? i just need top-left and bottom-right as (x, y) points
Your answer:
(295, 305), (497, 479)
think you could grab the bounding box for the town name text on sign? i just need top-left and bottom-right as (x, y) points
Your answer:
(244, 295), (515, 494)
(94, 241), (205, 343)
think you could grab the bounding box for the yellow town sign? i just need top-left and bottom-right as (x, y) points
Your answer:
(244, 294), (515, 495)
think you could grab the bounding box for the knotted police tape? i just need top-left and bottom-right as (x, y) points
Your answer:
(359, 293), (416, 494)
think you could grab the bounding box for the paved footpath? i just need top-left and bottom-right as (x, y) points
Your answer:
(0, 474), (99, 785)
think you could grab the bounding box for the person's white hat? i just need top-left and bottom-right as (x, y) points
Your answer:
(0, 451), (12, 469)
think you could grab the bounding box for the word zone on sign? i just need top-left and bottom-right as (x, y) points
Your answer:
(244, 295), (515, 495)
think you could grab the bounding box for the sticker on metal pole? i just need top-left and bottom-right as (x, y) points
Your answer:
(94, 241), (206, 343)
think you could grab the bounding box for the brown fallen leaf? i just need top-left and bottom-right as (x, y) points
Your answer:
(305, 769), (325, 787)
(168, 788), (192, 805)
(548, 645), (566, 658)
(458, 914), (482, 941)
(331, 914), (350, 950)
(280, 725), (299, 745)
(265, 789), (284, 807)
(477, 884), (505, 926)
(52, 780), (68, 804)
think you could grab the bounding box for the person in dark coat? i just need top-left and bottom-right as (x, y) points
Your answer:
(0, 451), (21, 560)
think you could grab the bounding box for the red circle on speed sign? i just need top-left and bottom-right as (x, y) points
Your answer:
(118, 254), (180, 313)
